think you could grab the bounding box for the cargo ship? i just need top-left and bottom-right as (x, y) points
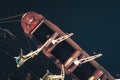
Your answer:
(16, 11), (115, 80)
(0, 11), (115, 80)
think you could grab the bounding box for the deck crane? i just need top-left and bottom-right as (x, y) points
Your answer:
(40, 65), (65, 80)
(14, 33), (73, 68)
(74, 54), (102, 66)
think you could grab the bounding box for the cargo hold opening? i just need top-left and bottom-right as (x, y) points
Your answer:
(51, 41), (75, 63)
(73, 62), (96, 80)
(33, 23), (54, 43)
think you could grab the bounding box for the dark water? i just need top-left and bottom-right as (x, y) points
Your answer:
(0, 0), (120, 79)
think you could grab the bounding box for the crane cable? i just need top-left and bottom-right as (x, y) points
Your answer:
(0, 20), (20, 23)
(0, 13), (23, 21)
(0, 13), (24, 23)
(0, 12), (32, 52)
